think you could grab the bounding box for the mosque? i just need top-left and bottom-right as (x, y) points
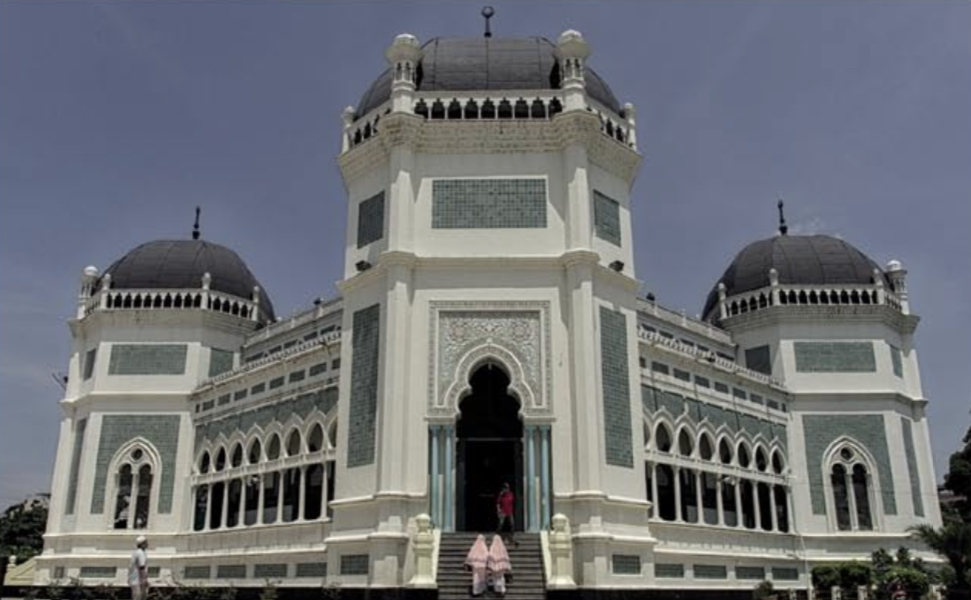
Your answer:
(34, 21), (941, 599)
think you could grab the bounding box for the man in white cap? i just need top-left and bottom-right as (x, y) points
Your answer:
(128, 535), (149, 600)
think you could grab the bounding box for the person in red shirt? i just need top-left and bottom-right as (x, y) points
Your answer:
(496, 482), (516, 546)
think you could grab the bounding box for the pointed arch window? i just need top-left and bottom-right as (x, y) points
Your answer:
(829, 445), (876, 531)
(112, 446), (155, 530)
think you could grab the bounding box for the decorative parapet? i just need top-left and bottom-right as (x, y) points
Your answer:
(344, 92), (636, 152)
(717, 280), (906, 322)
(83, 287), (263, 322)
(638, 328), (785, 390)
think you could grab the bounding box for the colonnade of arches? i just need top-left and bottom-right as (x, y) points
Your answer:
(645, 419), (791, 533)
(191, 418), (337, 532)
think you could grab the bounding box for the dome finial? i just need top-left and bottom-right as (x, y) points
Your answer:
(481, 6), (494, 38)
(192, 206), (201, 240)
(777, 199), (788, 235)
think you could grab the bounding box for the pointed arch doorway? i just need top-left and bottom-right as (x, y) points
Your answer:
(455, 363), (524, 532)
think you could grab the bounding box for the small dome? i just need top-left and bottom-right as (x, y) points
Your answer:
(356, 36), (621, 118)
(101, 240), (275, 321)
(702, 235), (888, 322)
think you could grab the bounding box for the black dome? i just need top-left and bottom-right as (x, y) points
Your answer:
(102, 240), (275, 321)
(356, 36), (622, 118)
(702, 235), (888, 321)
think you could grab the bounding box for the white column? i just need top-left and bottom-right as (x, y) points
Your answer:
(770, 485), (779, 532)
(237, 479), (245, 527)
(204, 485), (213, 531)
(540, 426), (551, 529)
(674, 467), (682, 522)
(734, 483), (742, 528)
(220, 480), (229, 529)
(650, 464), (659, 519)
(753, 482), (762, 530)
(443, 426), (453, 531)
(298, 467), (307, 521)
(277, 471), (284, 522)
(526, 425), (537, 531)
(694, 471), (703, 524)
(716, 478), (724, 526)
(430, 426), (440, 527)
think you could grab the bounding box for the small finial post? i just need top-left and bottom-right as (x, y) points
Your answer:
(192, 206), (201, 240)
(482, 6), (494, 38)
(777, 199), (788, 235)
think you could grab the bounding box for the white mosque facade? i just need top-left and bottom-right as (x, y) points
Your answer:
(36, 28), (941, 597)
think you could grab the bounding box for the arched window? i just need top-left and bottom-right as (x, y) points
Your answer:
(718, 439), (733, 465)
(677, 429), (694, 457)
(655, 424), (672, 453)
(199, 451), (211, 474)
(737, 443), (751, 469)
(699, 435), (714, 461)
(308, 424), (324, 453)
(755, 447), (768, 472)
(267, 434), (281, 460)
(829, 445), (876, 531)
(247, 439), (262, 464)
(231, 444), (243, 468)
(215, 447), (227, 472)
(771, 451), (785, 475)
(286, 428), (302, 457)
(112, 446), (154, 530)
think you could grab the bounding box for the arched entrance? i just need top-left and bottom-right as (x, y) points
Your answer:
(455, 363), (524, 532)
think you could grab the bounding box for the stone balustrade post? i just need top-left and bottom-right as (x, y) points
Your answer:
(547, 513), (577, 589)
(409, 513), (436, 588)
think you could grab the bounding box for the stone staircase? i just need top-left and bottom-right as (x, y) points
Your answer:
(437, 532), (545, 600)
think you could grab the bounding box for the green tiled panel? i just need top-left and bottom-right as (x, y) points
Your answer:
(737, 566), (766, 580)
(357, 191), (385, 248)
(901, 417), (924, 516)
(108, 344), (188, 375)
(745, 345), (771, 376)
(656, 564), (684, 578)
(432, 178), (547, 229)
(685, 399), (703, 422)
(340, 555), (369, 576)
(593, 191), (621, 246)
(208, 348), (234, 378)
(599, 307), (633, 468)
(83, 348), (97, 380)
(254, 564), (288, 578)
(217, 565), (247, 579)
(79, 566), (117, 578)
(641, 385), (658, 412)
(347, 304), (380, 468)
(794, 341), (876, 373)
(612, 555), (640, 575)
(91, 415), (180, 514)
(296, 562), (327, 578)
(656, 389), (684, 417)
(695, 565), (727, 579)
(772, 568), (799, 581)
(803, 414), (896, 515)
(184, 566), (211, 579)
(65, 418), (87, 515)
(890, 345), (904, 378)
(195, 388), (338, 446)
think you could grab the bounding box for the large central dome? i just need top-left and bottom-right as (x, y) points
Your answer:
(356, 36), (621, 118)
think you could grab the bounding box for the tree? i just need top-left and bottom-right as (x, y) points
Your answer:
(945, 424), (971, 521)
(871, 547), (933, 600)
(0, 497), (49, 561)
(910, 522), (971, 600)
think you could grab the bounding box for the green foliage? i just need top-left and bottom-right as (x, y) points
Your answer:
(0, 497), (49, 562)
(910, 522), (971, 599)
(945, 425), (971, 520)
(813, 565), (841, 591)
(754, 580), (777, 600)
(871, 547), (934, 600)
(839, 562), (874, 590)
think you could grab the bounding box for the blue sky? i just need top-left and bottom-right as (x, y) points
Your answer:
(1, 1), (969, 507)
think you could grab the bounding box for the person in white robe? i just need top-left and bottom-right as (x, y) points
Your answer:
(488, 534), (512, 596)
(465, 534), (489, 596)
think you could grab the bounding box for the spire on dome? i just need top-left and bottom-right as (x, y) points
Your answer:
(481, 6), (494, 38)
(777, 199), (788, 236)
(192, 206), (201, 240)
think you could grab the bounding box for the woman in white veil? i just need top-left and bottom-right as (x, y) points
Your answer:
(465, 534), (489, 596)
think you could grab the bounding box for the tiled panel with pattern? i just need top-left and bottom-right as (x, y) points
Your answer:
(794, 341), (876, 373)
(432, 178), (547, 229)
(655, 564), (684, 578)
(108, 344), (188, 375)
(348, 304), (380, 468)
(695, 564), (728, 579)
(612, 554), (641, 575)
(600, 307), (633, 468)
(803, 414), (896, 514)
(208, 348), (234, 378)
(890, 344), (904, 378)
(901, 417), (924, 516)
(91, 415), (180, 514)
(745, 345), (771, 376)
(593, 191), (621, 246)
(65, 418), (87, 515)
(340, 554), (369, 576)
(357, 191), (385, 248)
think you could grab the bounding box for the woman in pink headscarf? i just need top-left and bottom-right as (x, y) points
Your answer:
(488, 535), (512, 596)
(465, 534), (489, 596)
